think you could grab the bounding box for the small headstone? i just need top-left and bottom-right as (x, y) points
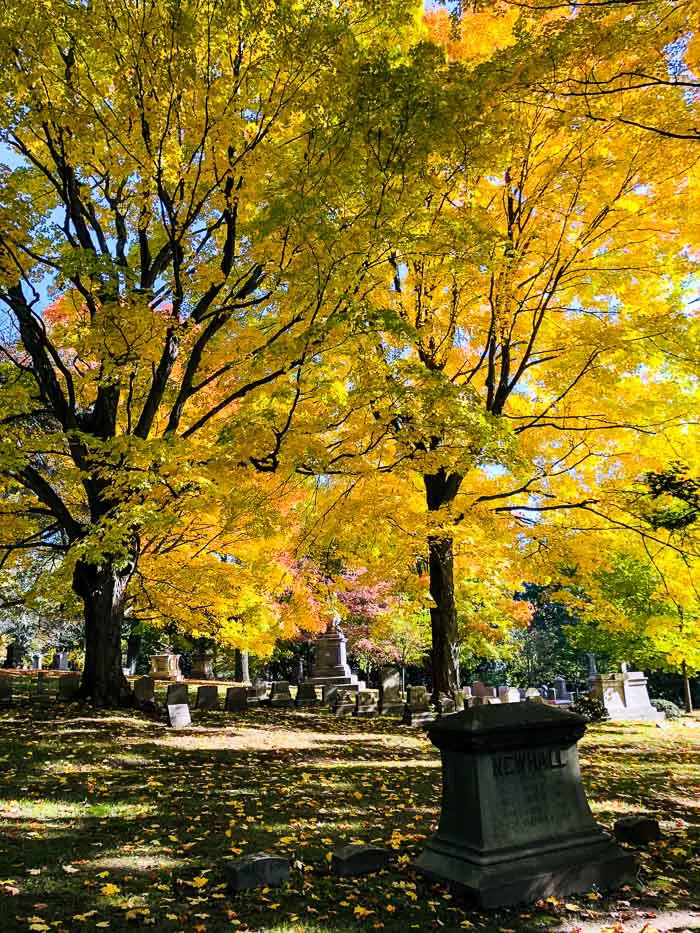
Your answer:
(331, 844), (391, 876)
(295, 682), (320, 708)
(226, 853), (290, 892)
(52, 651), (69, 671)
(436, 693), (456, 715)
(498, 686), (521, 704)
(196, 685), (220, 710)
(526, 694), (545, 705)
(166, 682), (188, 706)
(167, 703), (191, 729)
(379, 683), (405, 715)
(462, 686), (472, 699)
(554, 676), (573, 704)
(269, 681), (293, 708)
(225, 686), (249, 711)
(355, 689), (379, 717)
(167, 702), (191, 728)
(614, 816), (661, 845)
(331, 687), (356, 716)
(0, 676), (11, 706)
(31, 654), (42, 670)
(472, 680), (487, 698)
(133, 676), (155, 704)
(58, 673), (81, 700)
(403, 685), (435, 726)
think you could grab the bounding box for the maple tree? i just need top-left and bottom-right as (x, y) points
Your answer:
(0, 0), (422, 704)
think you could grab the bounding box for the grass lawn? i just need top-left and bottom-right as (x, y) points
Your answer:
(0, 685), (698, 933)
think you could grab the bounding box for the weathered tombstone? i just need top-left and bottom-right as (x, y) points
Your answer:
(226, 853), (290, 892)
(379, 666), (404, 714)
(4, 642), (21, 669)
(308, 615), (360, 690)
(295, 682), (320, 709)
(331, 844), (391, 876)
(498, 686), (521, 704)
(58, 673), (81, 700)
(462, 686), (472, 699)
(474, 695), (502, 707)
(415, 703), (635, 907)
(547, 688), (557, 703)
(436, 693), (457, 715)
(31, 654), (42, 670)
(355, 689), (379, 717)
(588, 669), (663, 722)
(150, 649), (182, 681)
(167, 703), (191, 729)
(331, 687), (356, 716)
(402, 685), (435, 726)
(471, 680), (487, 698)
(133, 676), (155, 704)
(0, 675), (11, 706)
(269, 681), (293, 708)
(553, 676), (573, 704)
(524, 687), (541, 700)
(323, 682), (360, 707)
(166, 682), (189, 706)
(225, 686), (249, 711)
(52, 651), (69, 671)
(196, 685), (220, 710)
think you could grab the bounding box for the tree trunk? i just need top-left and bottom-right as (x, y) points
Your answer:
(424, 467), (463, 702)
(682, 660), (693, 713)
(235, 648), (250, 684)
(73, 559), (134, 707)
(427, 533), (460, 699)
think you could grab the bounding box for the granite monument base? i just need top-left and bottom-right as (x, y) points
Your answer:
(415, 703), (635, 907)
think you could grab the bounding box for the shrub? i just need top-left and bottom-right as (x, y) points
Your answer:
(570, 695), (609, 723)
(651, 698), (683, 719)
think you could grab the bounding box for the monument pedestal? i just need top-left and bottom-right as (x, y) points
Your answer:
(150, 652), (182, 681)
(308, 624), (359, 690)
(415, 703), (634, 907)
(191, 652), (214, 680)
(588, 671), (663, 721)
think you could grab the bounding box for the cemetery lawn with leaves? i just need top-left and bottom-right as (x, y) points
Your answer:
(0, 699), (698, 933)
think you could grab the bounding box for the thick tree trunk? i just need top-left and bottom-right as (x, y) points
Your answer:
(234, 648), (250, 684)
(73, 559), (134, 707)
(424, 467), (463, 702)
(682, 660), (693, 713)
(427, 534), (460, 699)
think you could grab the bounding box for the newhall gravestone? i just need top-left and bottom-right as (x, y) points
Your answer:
(415, 703), (634, 907)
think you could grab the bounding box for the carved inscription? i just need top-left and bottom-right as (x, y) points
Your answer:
(491, 747), (567, 779)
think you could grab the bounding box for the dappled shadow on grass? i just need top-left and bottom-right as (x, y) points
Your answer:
(0, 703), (699, 932)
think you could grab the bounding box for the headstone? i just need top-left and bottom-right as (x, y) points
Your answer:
(436, 693), (457, 715)
(539, 685), (549, 698)
(614, 816), (661, 845)
(553, 676), (573, 704)
(355, 689), (379, 717)
(190, 651), (215, 680)
(498, 686), (521, 704)
(379, 670), (405, 715)
(225, 853), (290, 892)
(414, 703), (635, 907)
(331, 687), (356, 716)
(474, 696), (502, 706)
(308, 615), (360, 690)
(133, 676), (155, 704)
(149, 650), (182, 681)
(31, 654), (42, 670)
(269, 681), (293, 708)
(462, 686), (472, 699)
(547, 688), (557, 702)
(196, 685), (220, 710)
(323, 682), (360, 707)
(331, 844), (391, 876)
(402, 685), (435, 726)
(524, 687), (541, 700)
(586, 653), (598, 681)
(52, 651), (69, 671)
(58, 673), (81, 700)
(472, 680), (487, 698)
(167, 704), (191, 729)
(0, 675), (11, 706)
(225, 686), (249, 711)
(295, 682), (320, 709)
(588, 671), (664, 722)
(166, 682), (189, 706)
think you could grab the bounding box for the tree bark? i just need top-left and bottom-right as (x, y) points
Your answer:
(682, 660), (693, 713)
(424, 467), (463, 702)
(234, 648), (250, 684)
(73, 559), (134, 706)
